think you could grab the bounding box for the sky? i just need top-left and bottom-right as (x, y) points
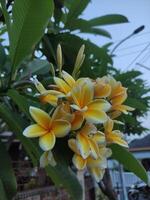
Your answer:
(82, 0), (150, 79)
(82, 0), (150, 135)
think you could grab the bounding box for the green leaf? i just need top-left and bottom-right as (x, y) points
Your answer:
(7, 89), (38, 120)
(0, 140), (17, 199)
(126, 97), (147, 111)
(46, 165), (83, 200)
(110, 144), (149, 184)
(0, 179), (8, 200)
(0, 0), (11, 36)
(20, 59), (51, 79)
(0, 103), (39, 165)
(8, 89), (30, 118)
(66, 0), (90, 24)
(89, 14), (129, 26)
(66, 19), (111, 38)
(10, 0), (54, 74)
(0, 43), (7, 67)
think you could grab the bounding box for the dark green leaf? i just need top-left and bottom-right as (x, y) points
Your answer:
(0, 43), (7, 67)
(0, 103), (39, 165)
(0, 179), (8, 200)
(126, 97), (147, 111)
(0, 0), (11, 35)
(20, 59), (51, 78)
(8, 89), (31, 119)
(10, 0), (54, 74)
(110, 144), (149, 184)
(0, 140), (17, 199)
(66, 0), (90, 24)
(89, 14), (129, 26)
(66, 19), (111, 38)
(46, 165), (83, 200)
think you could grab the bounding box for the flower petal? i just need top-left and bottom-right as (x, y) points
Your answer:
(89, 139), (100, 159)
(62, 71), (75, 87)
(40, 90), (65, 106)
(40, 94), (58, 106)
(54, 77), (70, 94)
(80, 123), (97, 136)
(77, 133), (90, 159)
(68, 139), (80, 155)
(94, 82), (111, 98)
(111, 93), (127, 106)
(92, 131), (106, 145)
(72, 154), (87, 170)
(87, 99), (111, 112)
(90, 167), (105, 182)
(87, 156), (107, 168)
(108, 111), (121, 119)
(39, 132), (56, 151)
(113, 104), (135, 114)
(104, 119), (114, 132)
(84, 110), (108, 124)
(71, 84), (82, 107)
(80, 80), (94, 107)
(52, 120), (71, 138)
(40, 151), (56, 168)
(29, 106), (51, 129)
(106, 131), (128, 148)
(71, 112), (84, 130)
(23, 124), (47, 137)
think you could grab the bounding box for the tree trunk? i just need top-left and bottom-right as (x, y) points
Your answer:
(99, 168), (118, 200)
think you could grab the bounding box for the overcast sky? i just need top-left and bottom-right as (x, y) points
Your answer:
(82, 0), (150, 135)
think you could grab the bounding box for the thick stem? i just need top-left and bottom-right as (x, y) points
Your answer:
(99, 168), (118, 200)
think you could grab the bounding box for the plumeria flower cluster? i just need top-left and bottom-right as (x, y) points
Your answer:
(23, 44), (134, 182)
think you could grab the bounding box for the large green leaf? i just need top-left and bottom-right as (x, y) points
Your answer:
(7, 89), (37, 120)
(10, 0), (54, 74)
(0, 103), (38, 165)
(0, 43), (7, 68)
(89, 14), (128, 26)
(110, 144), (149, 184)
(0, 140), (17, 200)
(46, 164), (82, 200)
(0, 179), (8, 200)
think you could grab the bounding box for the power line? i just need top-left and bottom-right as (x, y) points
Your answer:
(136, 63), (150, 71)
(126, 43), (150, 70)
(115, 41), (150, 52)
(138, 50), (150, 63)
(117, 48), (150, 57)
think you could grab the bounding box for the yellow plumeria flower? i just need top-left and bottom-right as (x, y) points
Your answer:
(54, 70), (76, 95)
(104, 118), (128, 147)
(102, 76), (134, 117)
(33, 78), (65, 106)
(94, 77), (111, 98)
(68, 139), (111, 182)
(23, 106), (71, 151)
(76, 123), (101, 159)
(71, 78), (111, 124)
(51, 103), (84, 131)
